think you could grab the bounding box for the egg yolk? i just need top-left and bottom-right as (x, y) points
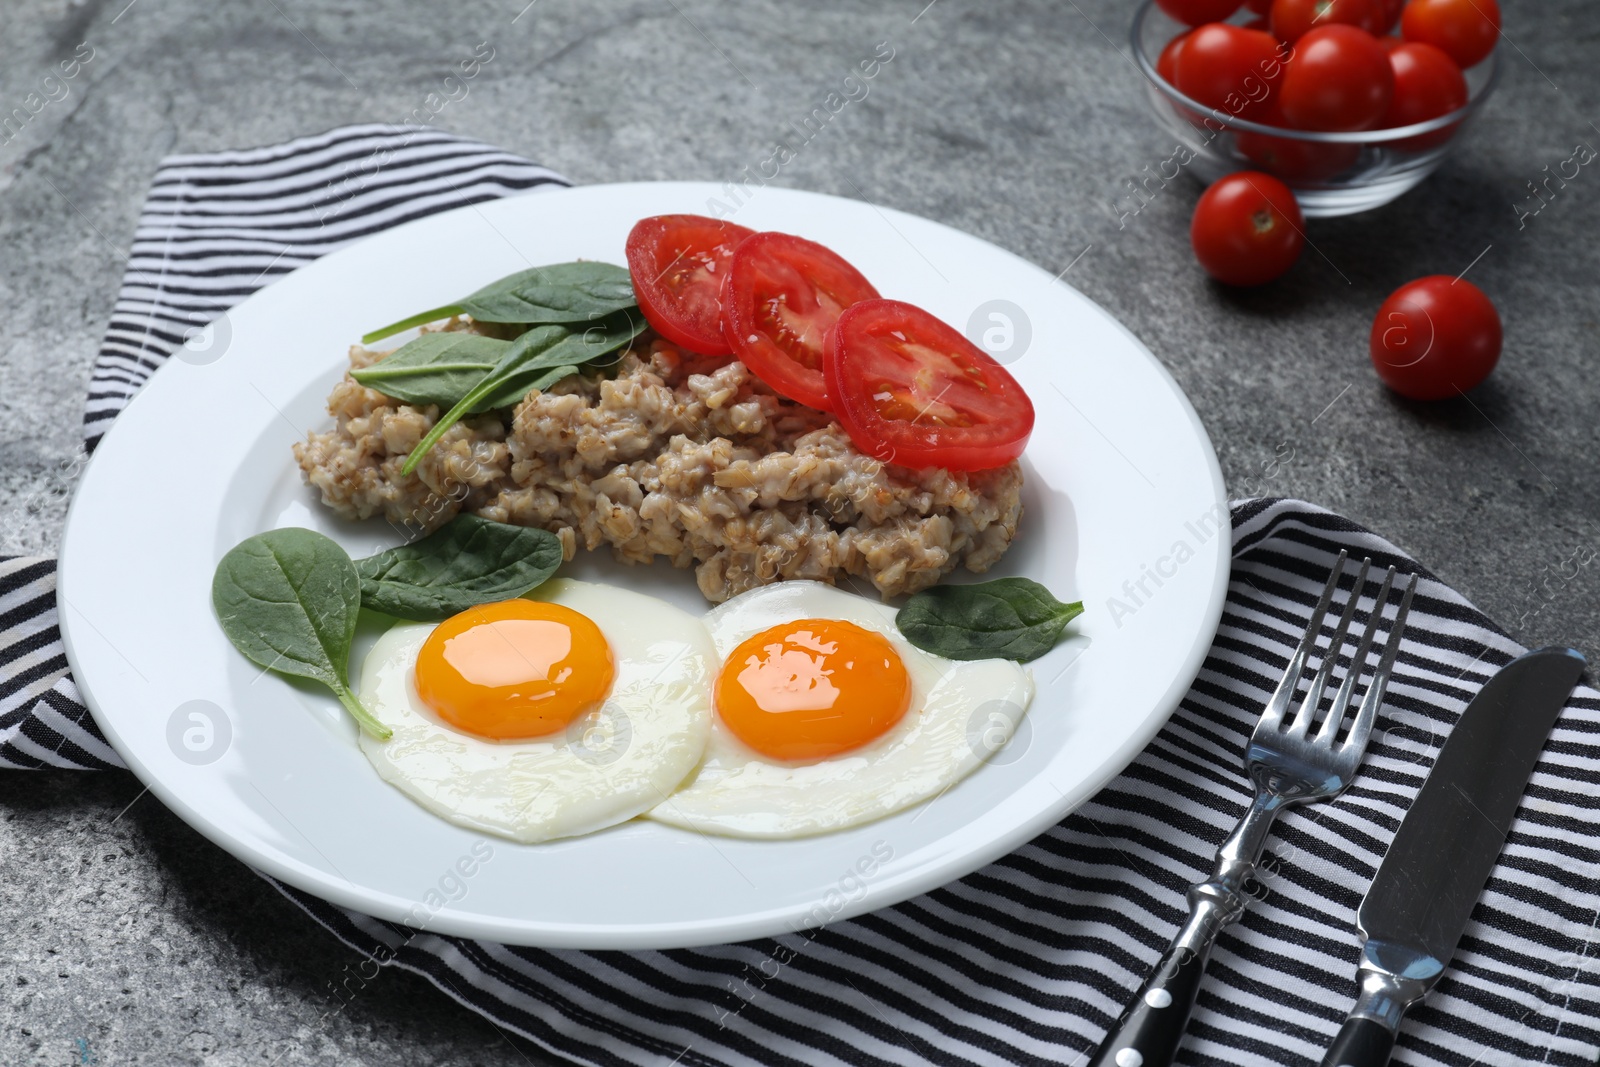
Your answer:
(415, 599), (614, 741)
(714, 619), (911, 761)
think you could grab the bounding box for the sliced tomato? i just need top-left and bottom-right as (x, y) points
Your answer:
(722, 231), (880, 411)
(625, 214), (756, 357)
(824, 300), (1034, 472)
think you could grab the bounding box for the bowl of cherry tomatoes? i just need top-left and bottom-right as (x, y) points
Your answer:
(1131, 0), (1501, 216)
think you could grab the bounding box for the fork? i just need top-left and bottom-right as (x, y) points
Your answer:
(1086, 552), (1417, 1067)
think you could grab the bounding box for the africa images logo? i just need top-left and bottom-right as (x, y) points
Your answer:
(1105, 503), (1228, 629)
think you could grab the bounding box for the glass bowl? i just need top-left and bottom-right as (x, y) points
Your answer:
(1129, 0), (1500, 217)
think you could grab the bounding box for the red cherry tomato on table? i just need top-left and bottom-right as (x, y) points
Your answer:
(1269, 0), (1383, 43)
(1279, 25), (1395, 131)
(1370, 276), (1501, 400)
(1155, 0), (1244, 26)
(824, 300), (1034, 472)
(721, 232), (880, 411)
(1382, 42), (1468, 150)
(1402, 0), (1499, 68)
(625, 215), (756, 357)
(1190, 171), (1305, 286)
(1236, 102), (1361, 179)
(1174, 23), (1288, 119)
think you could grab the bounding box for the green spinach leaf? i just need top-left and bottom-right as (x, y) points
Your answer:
(358, 303), (468, 346)
(355, 514), (564, 620)
(211, 529), (391, 739)
(896, 577), (1083, 663)
(400, 309), (647, 475)
(361, 261), (636, 344)
(473, 363), (581, 412)
(349, 332), (510, 408)
(457, 261), (635, 325)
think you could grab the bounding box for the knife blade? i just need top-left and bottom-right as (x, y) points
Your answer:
(1320, 646), (1585, 1067)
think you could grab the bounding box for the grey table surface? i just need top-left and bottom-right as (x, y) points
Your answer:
(2, 0), (1598, 1063)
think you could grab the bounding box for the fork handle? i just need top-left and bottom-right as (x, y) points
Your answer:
(1084, 886), (1244, 1067)
(1088, 791), (1287, 1067)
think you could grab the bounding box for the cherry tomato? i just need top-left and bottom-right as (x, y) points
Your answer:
(824, 300), (1034, 472)
(1155, 0), (1244, 26)
(722, 232), (880, 411)
(625, 215), (756, 357)
(1190, 171), (1305, 286)
(1279, 25), (1394, 131)
(1402, 0), (1499, 68)
(1382, 41), (1468, 150)
(1157, 30), (1191, 85)
(1174, 23), (1289, 119)
(1269, 0), (1383, 43)
(1370, 276), (1501, 399)
(1235, 102), (1361, 179)
(1158, 31), (1211, 125)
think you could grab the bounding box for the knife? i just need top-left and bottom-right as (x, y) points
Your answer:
(1320, 645), (1585, 1067)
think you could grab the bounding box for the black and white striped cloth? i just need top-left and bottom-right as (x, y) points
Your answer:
(83, 122), (569, 450)
(6, 125), (1597, 1066)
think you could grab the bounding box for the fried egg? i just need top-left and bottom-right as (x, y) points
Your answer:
(647, 581), (1035, 838)
(358, 579), (715, 843)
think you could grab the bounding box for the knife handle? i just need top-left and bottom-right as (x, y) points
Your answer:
(1084, 931), (1212, 1067)
(1322, 950), (1435, 1067)
(1321, 1017), (1396, 1067)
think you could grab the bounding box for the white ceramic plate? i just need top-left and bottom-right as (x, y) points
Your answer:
(59, 182), (1228, 949)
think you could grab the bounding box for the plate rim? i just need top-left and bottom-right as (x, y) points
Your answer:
(59, 180), (1229, 948)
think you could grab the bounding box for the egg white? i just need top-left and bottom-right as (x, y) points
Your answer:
(358, 578), (715, 844)
(646, 580), (1035, 838)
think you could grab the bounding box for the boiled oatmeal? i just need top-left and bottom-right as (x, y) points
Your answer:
(295, 324), (1023, 603)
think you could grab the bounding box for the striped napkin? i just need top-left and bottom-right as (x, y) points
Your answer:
(7, 124), (1597, 1067)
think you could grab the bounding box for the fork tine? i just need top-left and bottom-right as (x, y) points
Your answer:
(1287, 556), (1371, 738)
(1262, 550), (1348, 729)
(1341, 572), (1418, 755)
(1312, 565), (1397, 745)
